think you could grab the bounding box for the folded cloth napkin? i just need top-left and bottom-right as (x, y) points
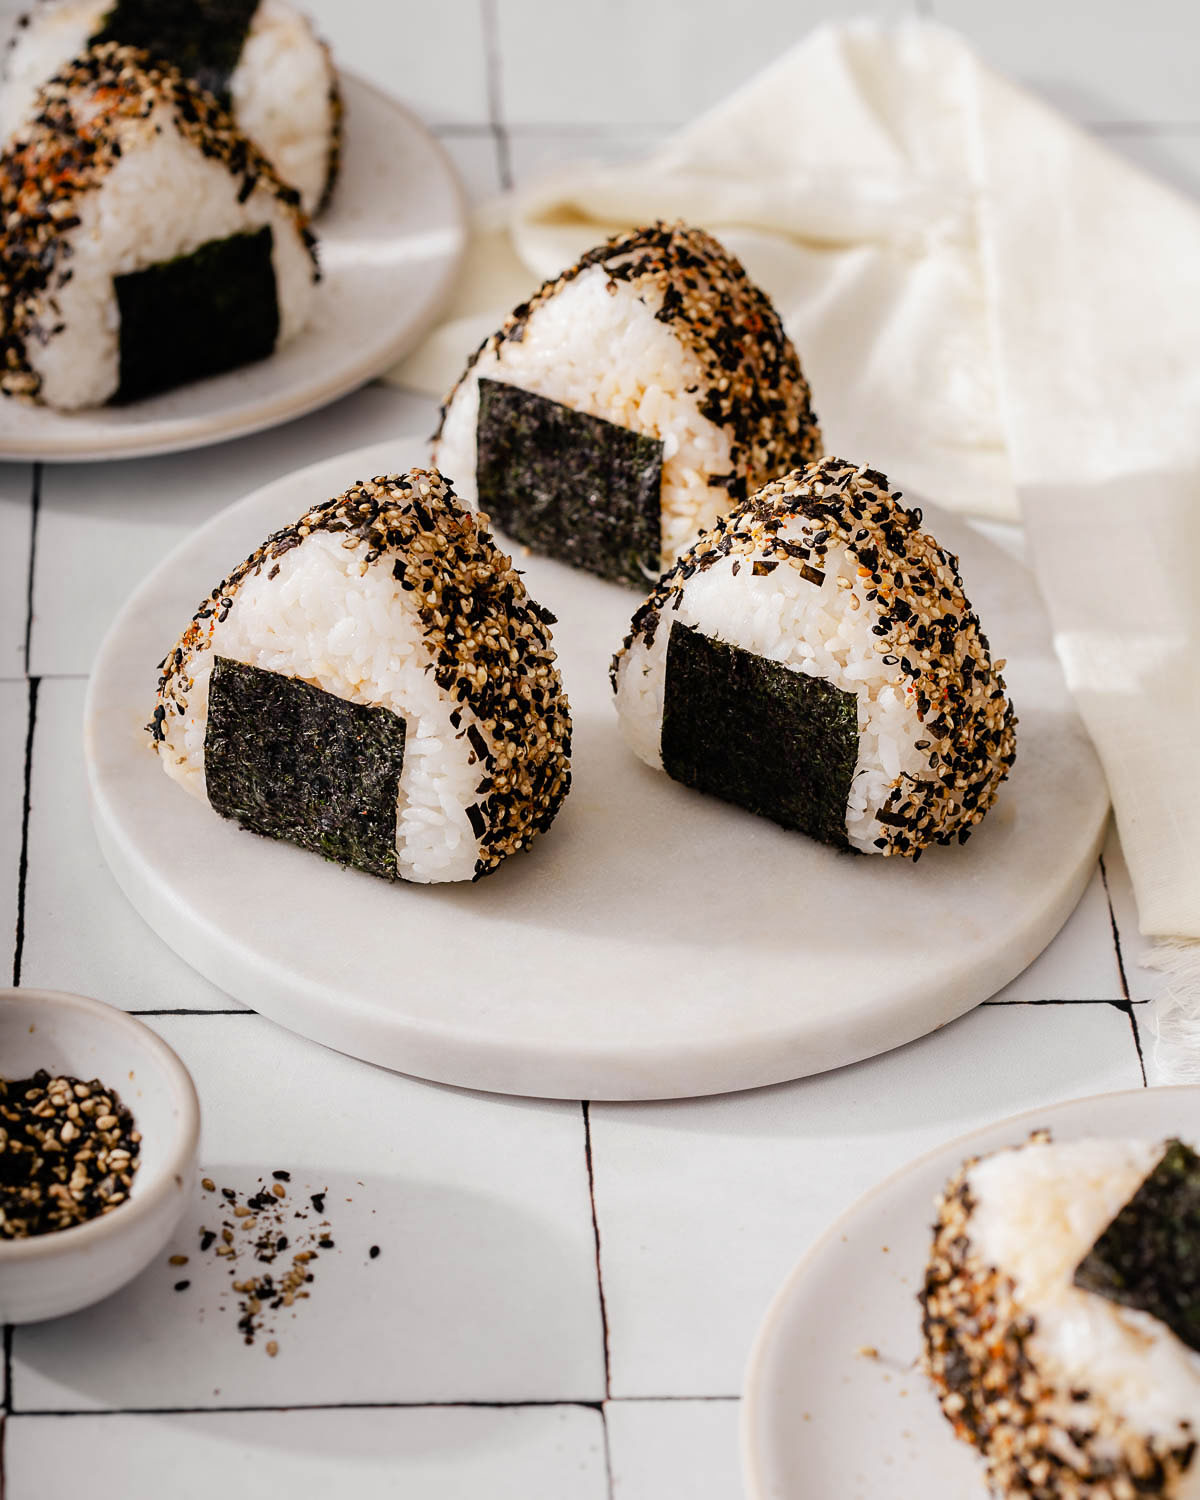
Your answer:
(391, 20), (1200, 1077)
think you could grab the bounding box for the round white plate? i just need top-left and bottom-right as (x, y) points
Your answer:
(86, 436), (1108, 1101)
(0, 74), (465, 463)
(741, 1085), (1200, 1500)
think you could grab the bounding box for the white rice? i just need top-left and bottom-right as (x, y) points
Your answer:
(612, 514), (928, 852)
(434, 264), (736, 568)
(158, 529), (484, 884)
(229, 0), (335, 215)
(968, 1136), (1200, 1471)
(26, 91), (316, 409)
(1, 0), (336, 214)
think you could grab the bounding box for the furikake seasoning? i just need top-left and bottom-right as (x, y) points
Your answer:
(186, 1170), (382, 1355)
(0, 1070), (141, 1238)
(1074, 1138), (1200, 1354)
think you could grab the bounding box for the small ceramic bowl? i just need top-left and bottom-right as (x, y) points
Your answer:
(0, 988), (201, 1323)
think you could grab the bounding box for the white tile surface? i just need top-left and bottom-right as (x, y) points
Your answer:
(1132, 1004), (1166, 1088)
(496, 0), (920, 127)
(0, 465), (32, 681)
(930, 0), (1200, 125)
(12, 1014), (605, 1410)
(437, 129), (505, 202)
(29, 385), (438, 680)
(5, 1406), (609, 1500)
(19, 678), (240, 1011)
(987, 862), (1123, 1002)
(608, 1399), (742, 1500)
(1100, 817), (1164, 1005)
(1104, 823), (1175, 1085)
(0, 679), (27, 981)
(507, 127), (669, 187)
(302, 0), (491, 128)
(589, 1002), (1142, 1398)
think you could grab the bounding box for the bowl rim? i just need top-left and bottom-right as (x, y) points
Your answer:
(0, 987), (201, 1263)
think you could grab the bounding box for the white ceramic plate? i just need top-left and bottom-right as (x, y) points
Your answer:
(0, 74), (465, 463)
(85, 436), (1108, 1101)
(741, 1085), (1200, 1500)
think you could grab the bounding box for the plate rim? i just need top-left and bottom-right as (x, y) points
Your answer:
(0, 71), (466, 464)
(739, 1081), (1199, 1500)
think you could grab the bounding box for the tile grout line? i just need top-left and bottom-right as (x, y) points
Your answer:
(2, 1323), (12, 1500)
(10, 1398), (608, 1417)
(581, 1103), (612, 1398)
(480, 0), (513, 190)
(11, 673), (87, 684)
(1098, 852), (1148, 1086)
(980, 996), (1149, 1007)
(581, 1101), (614, 1500)
(10, 676), (39, 988)
(21, 463), (39, 678)
(1098, 852), (1133, 1003)
(126, 1008), (256, 1017)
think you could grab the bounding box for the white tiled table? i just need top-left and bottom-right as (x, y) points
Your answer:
(0, 2), (1190, 1495)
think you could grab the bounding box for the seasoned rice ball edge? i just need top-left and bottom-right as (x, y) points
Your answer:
(610, 457), (1017, 858)
(0, 43), (318, 409)
(0, 0), (341, 215)
(149, 470), (572, 885)
(922, 1135), (1200, 1498)
(433, 221), (821, 583)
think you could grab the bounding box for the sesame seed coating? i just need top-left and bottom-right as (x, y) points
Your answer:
(0, 41), (317, 403)
(613, 456), (1017, 857)
(921, 1142), (1198, 1499)
(315, 42), (342, 215)
(151, 469), (572, 880)
(436, 220), (821, 506)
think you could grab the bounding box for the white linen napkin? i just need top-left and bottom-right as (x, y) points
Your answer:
(390, 20), (1200, 1076)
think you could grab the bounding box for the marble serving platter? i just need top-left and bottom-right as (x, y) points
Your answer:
(84, 436), (1108, 1100)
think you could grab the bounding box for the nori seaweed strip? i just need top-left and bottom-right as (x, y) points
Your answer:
(91, 0), (259, 105)
(114, 226), (278, 403)
(204, 656), (406, 881)
(660, 622), (859, 847)
(475, 378), (663, 589)
(1074, 1138), (1200, 1353)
